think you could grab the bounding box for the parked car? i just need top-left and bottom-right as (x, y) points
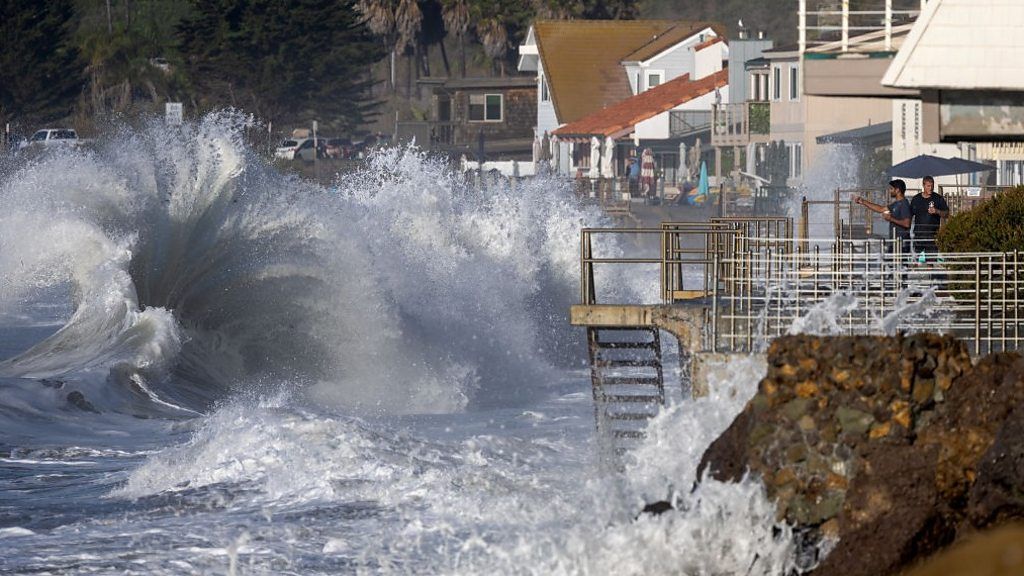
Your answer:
(324, 137), (351, 159)
(26, 128), (78, 147)
(274, 138), (319, 161)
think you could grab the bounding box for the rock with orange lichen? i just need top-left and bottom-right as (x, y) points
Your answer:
(697, 333), (1024, 576)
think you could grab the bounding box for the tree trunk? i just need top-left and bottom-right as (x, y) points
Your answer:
(439, 38), (451, 77)
(459, 35), (466, 78)
(414, 45), (422, 98)
(420, 43), (431, 77)
(406, 52), (412, 98)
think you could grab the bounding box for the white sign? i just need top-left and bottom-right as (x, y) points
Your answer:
(165, 102), (183, 125)
(966, 186), (982, 197)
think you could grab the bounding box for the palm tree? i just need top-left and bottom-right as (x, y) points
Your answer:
(441, 0), (470, 77)
(395, 0), (423, 95)
(476, 17), (508, 76)
(355, 0), (398, 90)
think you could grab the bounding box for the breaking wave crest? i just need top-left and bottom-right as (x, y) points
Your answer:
(0, 113), (626, 414)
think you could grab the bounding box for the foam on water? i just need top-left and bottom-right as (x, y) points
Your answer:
(105, 357), (793, 574)
(1, 115), (798, 574)
(0, 114), (645, 414)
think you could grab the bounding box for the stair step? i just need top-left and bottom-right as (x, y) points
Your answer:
(599, 376), (662, 387)
(596, 359), (661, 368)
(594, 341), (658, 350)
(601, 394), (662, 403)
(605, 412), (657, 421)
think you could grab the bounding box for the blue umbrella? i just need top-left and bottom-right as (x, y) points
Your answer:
(888, 154), (993, 178)
(689, 160), (709, 205)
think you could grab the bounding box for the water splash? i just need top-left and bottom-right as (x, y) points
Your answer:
(0, 114), (635, 414)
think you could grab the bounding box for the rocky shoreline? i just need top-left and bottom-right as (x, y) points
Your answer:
(697, 334), (1024, 575)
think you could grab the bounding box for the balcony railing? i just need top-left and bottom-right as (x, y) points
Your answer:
(711, 102), (771, 147)
(669, 110), (712, 138)
(799, 0), (925, 54)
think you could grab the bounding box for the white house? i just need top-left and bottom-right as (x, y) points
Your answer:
(517, 19), (728, 176)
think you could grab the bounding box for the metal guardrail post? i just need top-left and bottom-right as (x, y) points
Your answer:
(712, 251), (719, 352)
(975, 256), (982, 356)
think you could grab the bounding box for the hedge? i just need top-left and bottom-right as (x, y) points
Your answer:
(937, 185), (1024, 253)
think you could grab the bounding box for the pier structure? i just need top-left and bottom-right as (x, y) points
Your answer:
(572, 214), (1024, 451)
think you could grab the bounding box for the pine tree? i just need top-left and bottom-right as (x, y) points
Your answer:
(0, 1), (84, 130)
(177, 0), (384, 132)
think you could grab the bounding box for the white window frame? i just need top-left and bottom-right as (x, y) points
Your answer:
(789, 63), (800, 101)
(540, 74), (549, 103)
(790, 142), (803, 179)
(772, 65), (782, 101)
(645, 69), (664, 92)
(469, 93), (504, 123)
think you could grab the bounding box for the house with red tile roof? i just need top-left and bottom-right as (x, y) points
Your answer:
(517, 19), (728, 180)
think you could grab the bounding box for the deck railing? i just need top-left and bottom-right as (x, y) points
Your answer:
(799, 0), (926, 54)
(578, 222), (1024, 356)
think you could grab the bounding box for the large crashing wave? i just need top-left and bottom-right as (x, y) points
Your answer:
(0, 113), (629, 414)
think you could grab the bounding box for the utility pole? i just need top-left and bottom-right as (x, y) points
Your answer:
(106, 0), (113, 33)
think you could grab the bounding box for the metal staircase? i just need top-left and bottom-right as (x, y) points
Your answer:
(586, 327), (665, 454)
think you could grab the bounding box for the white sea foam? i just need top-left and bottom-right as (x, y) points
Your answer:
(0, 114), (644, 414)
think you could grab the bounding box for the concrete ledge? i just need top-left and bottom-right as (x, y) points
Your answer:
(692, 352), (767, 398)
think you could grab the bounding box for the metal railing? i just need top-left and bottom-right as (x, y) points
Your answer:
(714, 240), (1024, 356)
(669, 110), (712, 138)
(577, 220), (1024, 356)
(797, 186), (1007, 251)
(711, 102), (771, 147)
(579, 217), (795, 306)
(799, 0), (925, 54)
(937, 184), (1013, 214)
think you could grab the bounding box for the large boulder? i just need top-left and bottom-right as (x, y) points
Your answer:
(698, 334), (1024, 575)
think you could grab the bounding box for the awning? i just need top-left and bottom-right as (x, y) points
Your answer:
(816, 121), (892, 147)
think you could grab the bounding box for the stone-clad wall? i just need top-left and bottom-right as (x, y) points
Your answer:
(698, 333), (1024, 576)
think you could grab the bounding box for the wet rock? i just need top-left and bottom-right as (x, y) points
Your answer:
(698, 334), (1024, 575)
(639, 501), (674, 516)
(66, 391), (99, 414)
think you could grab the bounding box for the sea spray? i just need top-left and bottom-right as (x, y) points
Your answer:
(0, 114), (647, 414)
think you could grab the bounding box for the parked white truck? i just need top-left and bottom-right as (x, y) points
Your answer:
(26, 128), (79, 147)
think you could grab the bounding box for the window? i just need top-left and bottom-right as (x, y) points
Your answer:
(750, 72), (768, 101)
(646, 71), (663, 90)
(772, 65), (781, 101)
(789, 64), (799, 100)
(540, 75), (549, 102)
(790, 143), (803, 179)
(469, 93), (503, 122)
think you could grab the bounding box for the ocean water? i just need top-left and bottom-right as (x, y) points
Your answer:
(0, 115), (794, 575)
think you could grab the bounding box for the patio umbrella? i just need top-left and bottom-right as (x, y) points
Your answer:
(601, 136), (615, 178)
(888, 154), (994, 178)
(550, 135), (560, 172)
(689, 160), (709, 205)
(678, 142), (688, 184)
(689, 138), (702, 181)
(540, 132), (551, 161)
(589, 136), (601, 179)
(532, 133), (542, 164)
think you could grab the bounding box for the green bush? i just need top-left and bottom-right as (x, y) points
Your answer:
(937, 185), (1024, 253)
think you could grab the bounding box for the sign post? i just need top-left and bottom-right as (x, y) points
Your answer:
(312, 120), (319, 179)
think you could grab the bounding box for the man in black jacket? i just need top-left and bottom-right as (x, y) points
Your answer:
(910, 175), (949, 256)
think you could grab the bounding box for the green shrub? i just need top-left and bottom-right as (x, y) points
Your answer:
(937, 185), (1024, 253)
